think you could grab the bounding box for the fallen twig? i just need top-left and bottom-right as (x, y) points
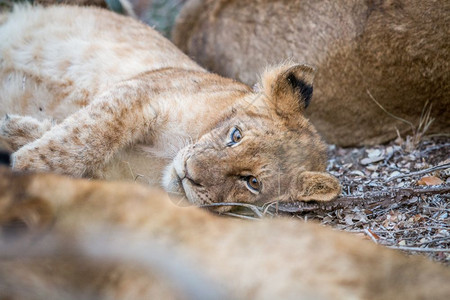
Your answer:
(417, 236), (450, 246)
(420, 143), (450, 154)
(201, 186), (449, 217)
(385, 163), (450, 182)
(387, 246), (450, 253)
(274, 186), (450, 214)
(364, 228), (379, 244)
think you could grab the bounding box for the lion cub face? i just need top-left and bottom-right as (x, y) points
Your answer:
(163, 64), (340, 210)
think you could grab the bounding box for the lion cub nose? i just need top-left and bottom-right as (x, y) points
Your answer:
(184, 156), (203, 186)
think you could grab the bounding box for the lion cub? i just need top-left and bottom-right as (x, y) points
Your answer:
(0, 168), (449, 300)
(0, 5), (339, 208)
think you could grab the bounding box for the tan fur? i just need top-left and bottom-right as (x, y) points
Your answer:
(0, 5), (340, 209)
(173, 0), (450, 146)
(0, 168), (449, 300)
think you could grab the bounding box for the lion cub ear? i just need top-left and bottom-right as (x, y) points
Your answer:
(262, 64), (315, 116)
(292, 171), (341, 202)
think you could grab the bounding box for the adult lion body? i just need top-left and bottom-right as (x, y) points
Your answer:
(0, 168), (449, 299)
(0, 5), (340, 208)
(173, 0), (450, 146)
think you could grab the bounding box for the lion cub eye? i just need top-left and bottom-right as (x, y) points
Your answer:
(227, 126), (243, 146)
(245, 176), (261, 194)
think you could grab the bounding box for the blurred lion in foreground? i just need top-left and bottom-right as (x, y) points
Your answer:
(0, 167), (449, 299)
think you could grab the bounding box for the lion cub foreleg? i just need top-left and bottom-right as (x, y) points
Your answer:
(11, 80), (158, 177)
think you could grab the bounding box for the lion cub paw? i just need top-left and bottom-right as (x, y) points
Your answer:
(12, 138), (87, 177)
(11, 146), (51, 173)
(0, 114), (54, 151)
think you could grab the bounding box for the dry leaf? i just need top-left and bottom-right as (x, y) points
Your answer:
(417, 176), (443, 186)
(409, 214), (424, 223)
(345, 214), (355, 225)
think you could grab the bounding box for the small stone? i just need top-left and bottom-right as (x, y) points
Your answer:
(438, 230), (449, 237)
(439, 212), (448, 220)
(367, 149), (382, 158)
(414, 162), (427, 169)
(406, 154), (416, 161)
(350, 170), (365, 177)
(361, 156), (385, 165)
(366, 165), (378, 171)
(386, 146), (394, 156)
(394, 136), (404, 145)
(388, 171), (401, 178)
(407, 197), (418, 204)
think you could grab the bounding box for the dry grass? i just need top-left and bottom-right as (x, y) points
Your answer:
(366, 89), (435, 152)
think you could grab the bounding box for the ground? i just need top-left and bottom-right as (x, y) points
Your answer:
(321, 137), (449, 264)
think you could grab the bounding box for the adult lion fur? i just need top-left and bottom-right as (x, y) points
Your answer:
(173, 0), (450, 146)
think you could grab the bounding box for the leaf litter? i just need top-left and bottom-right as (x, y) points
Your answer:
(300, 136), (449, 265)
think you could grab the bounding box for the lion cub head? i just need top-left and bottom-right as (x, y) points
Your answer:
(163, 64), (340, 211)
